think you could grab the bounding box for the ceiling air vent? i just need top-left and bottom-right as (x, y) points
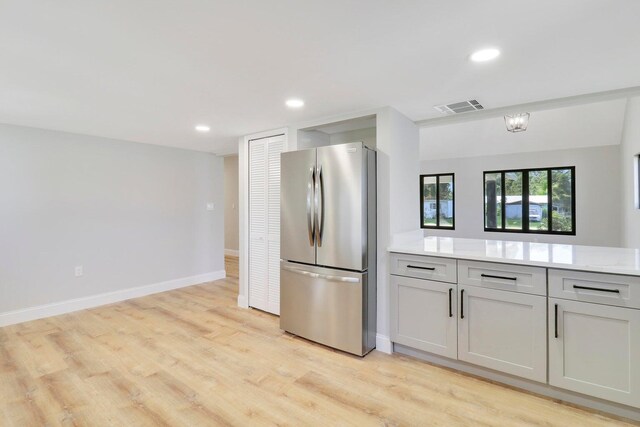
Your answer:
(434, 99), (484, 115)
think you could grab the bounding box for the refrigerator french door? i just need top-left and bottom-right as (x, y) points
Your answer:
(280, 142), (376, 356)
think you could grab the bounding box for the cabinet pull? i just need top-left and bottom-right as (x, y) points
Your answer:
(573, 285), (620, 294)
(480, 273), (517, 281)
(406, 264), (436, 271)
(554, 304), (559, 339)
(448, 288), (453, 318)
(460, 289), (465, 319)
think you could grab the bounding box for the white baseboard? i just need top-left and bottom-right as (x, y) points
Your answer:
(375, 334), (392, 354)
(224, 248), (239, 257)
(237, 294), (249, 308)
(0, 269), (226, 328)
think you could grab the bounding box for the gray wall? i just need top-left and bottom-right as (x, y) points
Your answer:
(621, 97), (640, 248)
(0, 123), (224, 313)
(224, 155), (239, 251)
(421, 145), (622, 247)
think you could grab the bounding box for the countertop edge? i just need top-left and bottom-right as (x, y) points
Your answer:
(387, 246), (640, 277)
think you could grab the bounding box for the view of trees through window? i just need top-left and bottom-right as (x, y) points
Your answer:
(484, 167), (574, 234)
(421, 174), (454, 229)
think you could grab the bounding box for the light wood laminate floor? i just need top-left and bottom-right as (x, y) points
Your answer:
(0, 256), (635, 426)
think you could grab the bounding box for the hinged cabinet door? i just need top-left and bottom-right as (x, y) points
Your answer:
(549, 298), (640, 408)
(458, 286), (547, 382)
(390, 275), (457, 358)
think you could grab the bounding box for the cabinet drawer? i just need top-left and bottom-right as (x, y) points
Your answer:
(390, 253), (457, 284)
(458, 260), (546, 295)
(549, 269), (640, 309)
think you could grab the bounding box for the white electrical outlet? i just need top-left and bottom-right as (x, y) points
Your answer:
(75, 266), (83, 277)
(206, 202), (215, 211)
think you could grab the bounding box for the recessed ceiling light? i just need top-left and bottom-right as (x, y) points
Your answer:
(195, 125), (210, 132)
(285, 99), (304, 108)
(470, 48), (501, 62)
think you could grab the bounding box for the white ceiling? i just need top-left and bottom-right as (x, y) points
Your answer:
(420, 99), (628, 160)
(1, 1), (639, 155)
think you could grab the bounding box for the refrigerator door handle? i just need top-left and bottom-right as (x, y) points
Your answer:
(281, 265), (360, 283)
(306, 166), (315, 246)
(315, 165), (324, 247)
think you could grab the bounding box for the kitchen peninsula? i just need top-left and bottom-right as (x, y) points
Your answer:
(388, 231), (640, 420)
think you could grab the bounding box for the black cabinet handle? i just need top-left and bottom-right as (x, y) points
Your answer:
(554, 304), (559, 339)
(460, 289), (465, 319)
(448, 288), (453, 318)
(407, 264), (436, 271)
(573, 285), (620, 294)
(481, 273), (517, 281)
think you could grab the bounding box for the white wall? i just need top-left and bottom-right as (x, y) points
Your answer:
(0, 124), (224, 318)
(297, 127), (376, 150)
(621, 97), (640, 248)
(421, 145), (622, 246)
(329, 127), (376, 149)
(296, 130), (330, 149)
(420, 99), (627, 160)
(223, 155), (239, 252)
(376, 107), (420, 352)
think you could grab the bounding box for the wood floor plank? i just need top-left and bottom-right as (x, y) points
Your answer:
(0, 255), (636, 426)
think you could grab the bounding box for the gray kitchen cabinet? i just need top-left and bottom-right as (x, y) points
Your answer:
(549, 298), (640, 408)
(457, 285), (547, 382)
(390, 275), (457, 358)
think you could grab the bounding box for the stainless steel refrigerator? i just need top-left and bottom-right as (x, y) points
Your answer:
(280, 142), (376, 356)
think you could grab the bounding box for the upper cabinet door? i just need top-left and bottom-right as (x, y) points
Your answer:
(316, 143), (366, 271)
(280, 148), (317, 265)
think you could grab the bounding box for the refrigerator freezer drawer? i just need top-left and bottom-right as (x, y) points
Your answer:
(280, 262), (374, 356)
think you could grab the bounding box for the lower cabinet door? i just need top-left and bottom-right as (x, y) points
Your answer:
(458, 286), (547, 382)
(390, 275), (457, 358)
(549, 298), (640, 408)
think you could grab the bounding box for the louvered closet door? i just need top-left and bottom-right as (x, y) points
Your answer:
(267, 136), (284, 314)
(249, 135), (284, 315)
(249, 138), (268, 311)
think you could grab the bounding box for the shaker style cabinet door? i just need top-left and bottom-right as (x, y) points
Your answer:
(458, 286), (547, 382)
(390, 275), (457, 358)
(549, 298), (640, 408)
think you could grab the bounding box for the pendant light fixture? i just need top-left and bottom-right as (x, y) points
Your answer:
(504, 113), (530, 132)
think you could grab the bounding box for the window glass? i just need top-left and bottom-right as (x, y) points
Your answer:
(484, 172), (502, 229)
(551, 169), (573, 232)
(422, 176), (437, 227)
(438, 175), (454, 228)
(528, 170), (548, 231)
(505, 172), (523, 230)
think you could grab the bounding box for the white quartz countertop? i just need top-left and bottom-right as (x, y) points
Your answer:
(388, 231), (640, 277)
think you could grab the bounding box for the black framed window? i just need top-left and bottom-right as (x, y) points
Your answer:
(421, 174), (455, 229)
(484, 167), (575, 235)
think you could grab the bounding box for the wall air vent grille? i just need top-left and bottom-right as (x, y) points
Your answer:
(434, 99), (484, 115)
